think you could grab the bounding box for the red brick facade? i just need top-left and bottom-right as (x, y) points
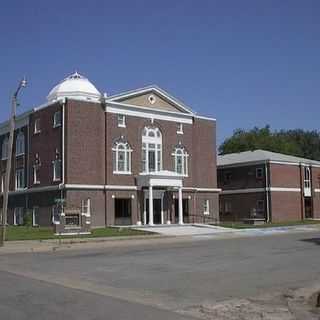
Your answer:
(0, 88), (219, 227)
(218, 160), (320, 223)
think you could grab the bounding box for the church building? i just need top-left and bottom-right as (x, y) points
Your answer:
(0, 73), (219, 227)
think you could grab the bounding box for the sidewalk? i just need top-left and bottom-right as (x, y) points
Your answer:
(0, 223), (319, 255)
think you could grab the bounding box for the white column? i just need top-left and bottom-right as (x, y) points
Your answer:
(178, 187), (183, 225)
(160, 194), (164, 225)
(143, 195), (147, 225)
(149, 185), (154, 226)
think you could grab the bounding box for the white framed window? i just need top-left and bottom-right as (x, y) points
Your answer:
(177, 123), (183, 134)
(81, 198), (91, 217)
(203, 199), (210, 215)
(15, 168), (25, 190)
(172, 146), (189, 176)
(16, 132), (25, 156)
(52, 205), (60, 224)
(14, 207), (24, 225)
(117, 114), (126, 128)
(1, 174), (4, 193)
(2, 137), (8, 160)
(53, 159), (62, 181)
(34, 119), (41, 134)
(33, 166), (40, 184)
(53, 111), (62, 128)
(32, 207), (39, 226)
(142, 127), (162, 173)
(112, 141), (132, 174)
(256, 168), (263, 179)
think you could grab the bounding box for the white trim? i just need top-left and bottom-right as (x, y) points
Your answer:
(269, 187), (301, 192)
(106, 103), (193, 124)
(105, 185), (137, 190)
(269, 160), (300, 166)
(315, 189), (320, 193)
(194, 114), (216, 122)
(194, 187), (221, 192)
(64, 184), (105, 190)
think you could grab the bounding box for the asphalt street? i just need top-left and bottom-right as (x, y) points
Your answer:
(0, 231), (320, 319)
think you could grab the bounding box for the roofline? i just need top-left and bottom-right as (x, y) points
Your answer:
(106, 100), (216, 122)
(106, 85), (195, 114)
(217, 159), (320, 168)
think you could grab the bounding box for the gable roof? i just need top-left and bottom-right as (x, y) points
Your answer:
(106, 85), (195, 114)
(218, 149), (320, 167)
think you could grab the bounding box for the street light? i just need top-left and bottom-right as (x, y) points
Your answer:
(0, 77), (27, 247)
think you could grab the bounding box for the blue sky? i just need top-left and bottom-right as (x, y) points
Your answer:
(0, 0), (319, 145)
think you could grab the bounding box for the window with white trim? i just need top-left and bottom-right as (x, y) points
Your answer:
(52, 205), (60, 224)
(81, 198), (91, 217)
(16, 132), (25, 156)
(33, 166), (40, 184)
(14, 207), (24, 225)
(53, 159), (62, 181)
(1, 174), (4, 193)
(142, 127), (162, 173)
(1, 137), (8, 160)
(304, 166), (311, 189)
(203, 199), (210, 215)
(53, 111), (62, 128)
(15, 168), (25, 190)
(33, 207), (39, 226)
(177, 123), (183, 134)
(34, 118), (41, 134)
(112, 141), (132, 174)
(117, 114), (126, 128)
(172, 146), (189, 176)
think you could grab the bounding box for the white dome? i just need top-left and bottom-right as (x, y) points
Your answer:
(47, 72), (101, 102)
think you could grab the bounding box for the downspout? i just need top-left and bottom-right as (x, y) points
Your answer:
(265, 160), (270, 223)
(59, 98), (66, 204)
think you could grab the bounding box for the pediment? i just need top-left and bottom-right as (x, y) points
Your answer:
(107, 86), (194, 114)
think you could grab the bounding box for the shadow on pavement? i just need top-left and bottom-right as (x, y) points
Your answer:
(300, 238), (320, 246)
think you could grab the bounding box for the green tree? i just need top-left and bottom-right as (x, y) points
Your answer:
(219, 126), (320, 161)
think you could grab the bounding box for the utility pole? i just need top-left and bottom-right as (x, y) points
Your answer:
(0, 78), (27, 247)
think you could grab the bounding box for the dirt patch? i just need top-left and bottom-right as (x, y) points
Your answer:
(178, 285), (320, 320)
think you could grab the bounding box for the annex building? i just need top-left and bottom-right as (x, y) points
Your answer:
(0, 72), (219, 227)
(218, 150), (320, 223)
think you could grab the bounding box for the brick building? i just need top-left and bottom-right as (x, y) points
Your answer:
(218, 150), (320, 223)
(0, 72), (219, 227)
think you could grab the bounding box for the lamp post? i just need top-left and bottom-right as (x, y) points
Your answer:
(0, 78), (27, 247)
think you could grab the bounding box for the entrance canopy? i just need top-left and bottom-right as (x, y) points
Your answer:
(137, 170), (183, 188)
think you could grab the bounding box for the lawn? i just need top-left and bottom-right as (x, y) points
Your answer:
(214, 220), (320, 229)
(5, 226), (151, 241)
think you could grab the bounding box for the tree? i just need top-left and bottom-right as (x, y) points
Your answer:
(219, 126), (320, 161)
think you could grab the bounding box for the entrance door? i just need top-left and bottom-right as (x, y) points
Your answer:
(146, 199), (162, 224)
(174, 199), (189, 223)
(114, 199), (132, 225)
(305, 198), (313, 219)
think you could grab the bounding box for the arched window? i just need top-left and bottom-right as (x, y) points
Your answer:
(142, 127), (162, 173)
(1, 137), (8, 160)
(304, 166), (311, 189)
(16, 132), (25, 156)
(172, 146), (189, 176)
(112, 141), (132, 174)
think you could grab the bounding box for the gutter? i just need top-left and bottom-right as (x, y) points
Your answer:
(265, 160), (270, 223)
